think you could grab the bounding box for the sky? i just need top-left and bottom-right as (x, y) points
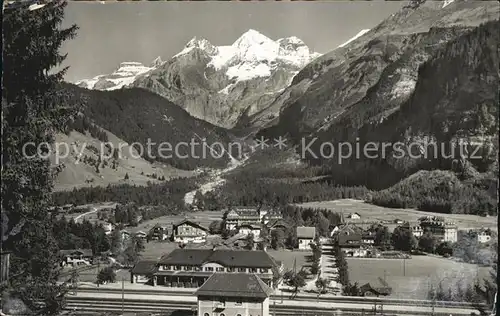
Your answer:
(61, 1), (404, 82)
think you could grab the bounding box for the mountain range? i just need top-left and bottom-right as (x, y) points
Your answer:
(259, 0), (499, 188)
(64, 0), (498, 195)
(76, 29), (321, 129)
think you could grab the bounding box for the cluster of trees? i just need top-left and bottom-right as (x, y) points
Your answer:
(51, 213), (149, 269)
(52, 177), (197, 207)
(210, 168), (369, 206)
(282, 205), (342, 237)
(278, 206), (342, 249)
(315, 277), (329, 296)
(113, 203), (141, 227)
(310, 243), (322, 275)
(114, 234), (145, 267)
(370, 223), (448, 256)
(283, 269), (308, 298)
(52, 216), (110, 255)
(192, 191), (224, 212)
(451, 231), (497, 266)
(97, 267), (116, 285)
(370, 171), (497, 216)
(67, 114), (108, 142)
(372, 223), (497, 269)
(334, 246), (350, 293)
(391, 225), (418, 252)
(368, 224), (392, 250)
(2, 2), (79, 315)
(270, 228), (286, 250)
(139, 172), (167, 181)
(428, 251), (497, 315)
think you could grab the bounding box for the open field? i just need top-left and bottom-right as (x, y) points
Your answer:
(347, 256), (491, 300)
(58, 202), (119, 223)
(267, 249), (310, 272)
(60, 264), (130, 284)
(297, 199), (497, 231)
(53, 130), (193, 192)
(140, 241), (180, 260)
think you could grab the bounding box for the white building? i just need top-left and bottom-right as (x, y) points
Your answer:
(411, 226), (424, 238)
(135, 230), (147, 240)
(237, 224), (261, 238)
(97, 220), (113, 235)
(471, 229), (493, 244)
(172, 220), (209, 244)
(347, 212), (361, 220)
(296, 226), (316, 250)
(195, 273), (272, 316)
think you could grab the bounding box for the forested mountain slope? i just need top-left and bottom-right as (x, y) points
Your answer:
(258, 0), (499, 190)
(60, 83), (232, 171)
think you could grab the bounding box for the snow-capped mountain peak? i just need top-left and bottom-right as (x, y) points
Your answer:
(442, 0), (455, 8)
(338, 29), (371, 48)
(75, 29), (321, 128)
(232, 29), (275, 50)
(187, 37), (218, 53)
(174, 29), (321, 81)
(76, 61), (153, 90)
(174, 36), (218, 57)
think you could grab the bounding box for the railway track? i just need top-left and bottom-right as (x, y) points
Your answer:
(74, 287), (485, 309)
(64, 294), (482, 316)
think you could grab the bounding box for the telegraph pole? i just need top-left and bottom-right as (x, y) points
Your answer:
(121, 276), (125, 314)
(403, 257), (406, 276)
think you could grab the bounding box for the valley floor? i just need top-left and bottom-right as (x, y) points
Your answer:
(297, 199), (497, 231)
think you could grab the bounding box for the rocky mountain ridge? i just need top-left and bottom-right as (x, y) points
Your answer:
(76, 29), (321, 129)
(76, 61), (157, 91)
(257, 0), (499, 189)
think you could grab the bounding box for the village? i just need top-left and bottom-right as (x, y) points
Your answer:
(57, 201), (496, 310)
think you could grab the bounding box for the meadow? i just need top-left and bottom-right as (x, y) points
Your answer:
(347, 256), (490, 300)
(297, 199), (497, 231)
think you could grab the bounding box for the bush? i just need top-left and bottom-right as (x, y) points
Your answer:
(436, 242), (453, 257)
(97, 267), (116, 284)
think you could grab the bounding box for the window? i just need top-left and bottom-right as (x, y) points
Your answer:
(227, 267), (235, 272)
(235, 301), (242, 306)
(260, 268), (268, 273)
(205, 267), (214, 272)
(174, 265), (181, 271)
(250, 268), (257, 273)
(237, 268), (246, 272)
(184, 266), (193, 271)
(216, 267), (224, 272)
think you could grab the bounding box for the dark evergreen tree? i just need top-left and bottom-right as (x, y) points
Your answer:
(2, 2), (77, 315)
